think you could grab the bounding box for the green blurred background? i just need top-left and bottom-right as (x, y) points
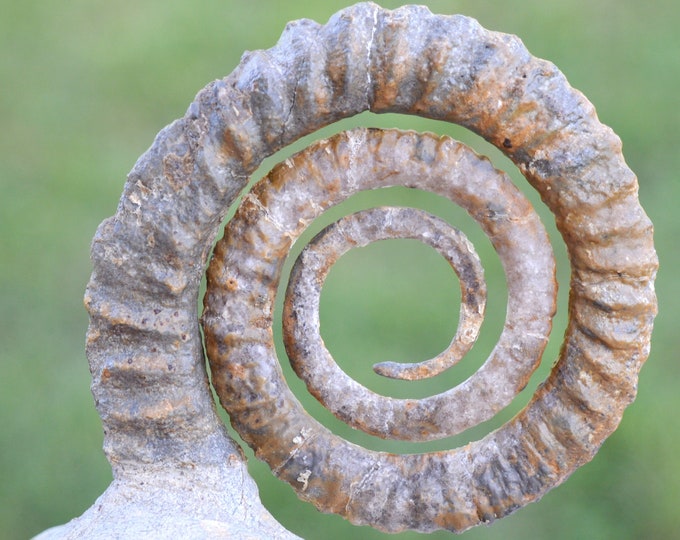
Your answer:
(1, 0), (678, 538)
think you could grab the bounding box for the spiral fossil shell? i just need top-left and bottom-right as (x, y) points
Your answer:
(204, 128), (558, 444)
(84, 2), (658, 535)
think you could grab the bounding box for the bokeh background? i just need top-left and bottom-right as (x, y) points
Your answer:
(2, 0), (678, 538)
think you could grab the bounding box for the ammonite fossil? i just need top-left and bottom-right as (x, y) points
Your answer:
(81, 2), (657, 536)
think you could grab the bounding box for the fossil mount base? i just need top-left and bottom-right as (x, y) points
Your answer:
(34, 463), (299, 539)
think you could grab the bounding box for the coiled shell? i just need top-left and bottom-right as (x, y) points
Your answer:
(84, 2), (658, 535)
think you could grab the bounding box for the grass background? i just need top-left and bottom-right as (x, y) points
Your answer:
(1, 0), (678, 538)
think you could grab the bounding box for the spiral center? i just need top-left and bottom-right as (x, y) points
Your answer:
(284, 206), (486, 382)
(318, 237), (462, 383)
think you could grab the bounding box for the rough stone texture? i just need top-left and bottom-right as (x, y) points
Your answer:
(37, 2), (657, 538)
(34, 464), (297, 540)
